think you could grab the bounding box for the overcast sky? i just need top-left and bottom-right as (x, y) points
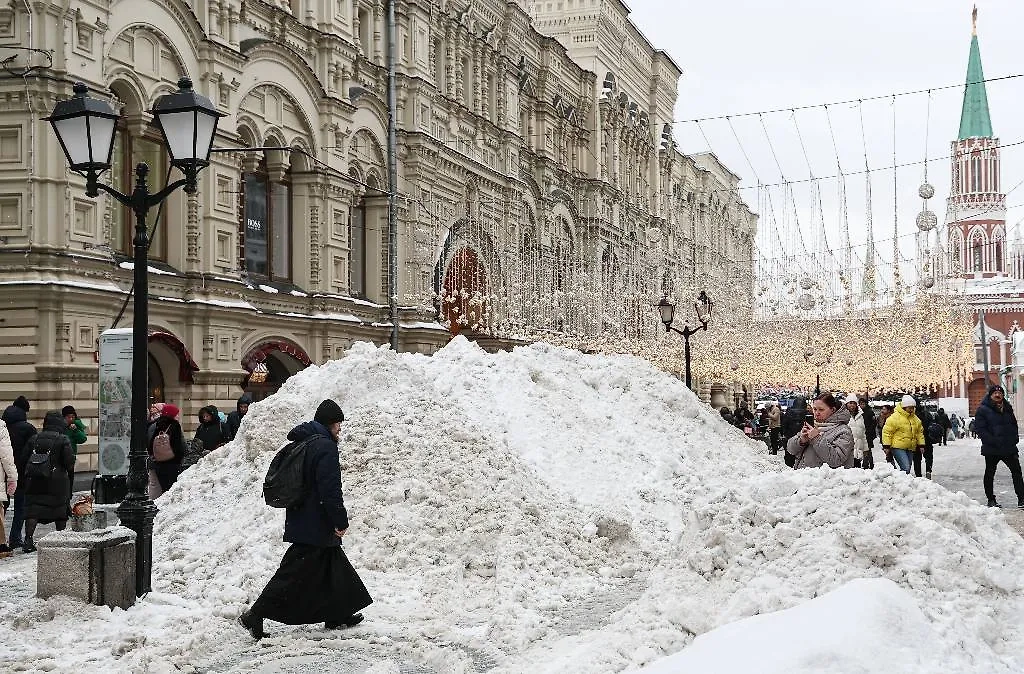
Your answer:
(627, 0), (1024, 284)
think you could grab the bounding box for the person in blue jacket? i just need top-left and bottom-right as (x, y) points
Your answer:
(239, 399), (372, 639)
(973, 384), (1024, 508)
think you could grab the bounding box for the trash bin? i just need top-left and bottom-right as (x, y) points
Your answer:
(91, 474), (128, 504)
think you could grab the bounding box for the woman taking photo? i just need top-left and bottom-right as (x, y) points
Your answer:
(786, 393), (855, 469)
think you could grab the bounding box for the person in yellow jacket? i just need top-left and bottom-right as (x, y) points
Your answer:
(882, 394), (925, 474)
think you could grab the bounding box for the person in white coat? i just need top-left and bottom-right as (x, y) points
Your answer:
(0, 422), (19, 556)
(846, 399), (871, 469)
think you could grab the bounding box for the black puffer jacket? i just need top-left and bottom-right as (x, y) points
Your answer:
(2, 404), (37, 493)
(975, 392), (1020, 458)
(225, 394), (252, 442)
(24, 412), (74, 523)
(193, 405), (228, 452)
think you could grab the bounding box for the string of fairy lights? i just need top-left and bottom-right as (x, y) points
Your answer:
(380, 66), (1024, 394)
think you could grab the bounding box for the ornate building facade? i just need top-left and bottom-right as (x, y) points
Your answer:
(0, 0), (755, 470)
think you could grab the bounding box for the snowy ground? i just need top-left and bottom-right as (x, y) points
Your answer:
(0, 339), (1022, 673)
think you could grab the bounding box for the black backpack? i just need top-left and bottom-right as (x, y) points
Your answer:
(927, 422), (944, 444)
(263, 439), (314, 508)
(25, 437), (55, 480)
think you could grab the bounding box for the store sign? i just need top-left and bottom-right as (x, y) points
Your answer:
(98, 329), (133, 475)
(245, 174), (268, 277)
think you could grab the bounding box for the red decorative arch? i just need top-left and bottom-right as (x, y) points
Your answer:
(148, 331), (200, 383)
(441, 247), (489, 336)
(242, 339), (312, 371)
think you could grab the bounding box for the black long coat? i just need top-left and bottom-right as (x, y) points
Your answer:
(282, 421), (349, 548)
(975, 394), (1020, 458)
(24, 412), (75, 523)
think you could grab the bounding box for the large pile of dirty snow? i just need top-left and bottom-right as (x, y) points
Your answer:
(1, 337), (1023, 674)
(152, 338), (768, 658)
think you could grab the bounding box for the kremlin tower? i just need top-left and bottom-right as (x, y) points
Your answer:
(944, 8), (1024, 410)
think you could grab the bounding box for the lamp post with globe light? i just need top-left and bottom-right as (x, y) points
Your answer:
(44, 78), (224, 596)
(657, 291), (713, 391)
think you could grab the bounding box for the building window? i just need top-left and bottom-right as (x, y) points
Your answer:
(243, 159), (292, 281)
(462, 56), (472, 106)
(433, 37), (445, 91)
(349, 178), (366, 297)
(110, 123), (168, 259)
(358, 8), (371, 55)
(996, 241), (1003, 272)
(973, 239), (983, 272)
(971, 151), (982, 192)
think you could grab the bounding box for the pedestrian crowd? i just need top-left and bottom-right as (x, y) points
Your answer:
(0, 397), (82, 555)
(738, 385), (1024, 509)
(144, 394), (252, 498)
(0, 394), (256, 553)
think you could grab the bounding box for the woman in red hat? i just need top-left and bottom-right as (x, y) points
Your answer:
(147, 403), (185, 496)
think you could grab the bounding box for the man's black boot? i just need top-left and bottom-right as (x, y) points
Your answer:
(238, 610), (266, 640)
(326, 613), (364, 630)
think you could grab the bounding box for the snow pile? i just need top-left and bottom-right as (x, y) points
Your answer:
(634, 578), (945, 673)
(151, 338), (766, 655)
(1, 337), (1024, 673)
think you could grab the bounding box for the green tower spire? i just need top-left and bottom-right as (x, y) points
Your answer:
(958, 8), (993, 140)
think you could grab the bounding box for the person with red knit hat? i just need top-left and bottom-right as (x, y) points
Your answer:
(146, 403), (185, 497)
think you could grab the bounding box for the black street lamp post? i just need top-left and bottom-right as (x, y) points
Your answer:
(45, 78), (223, 596)
(657, 291), (714, 391)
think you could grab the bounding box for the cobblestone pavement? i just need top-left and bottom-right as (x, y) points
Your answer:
(927, 437), (1024, 537)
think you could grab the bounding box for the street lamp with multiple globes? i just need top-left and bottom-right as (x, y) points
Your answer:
(657, 291), (714, 391)
(45, 78), (224, 596)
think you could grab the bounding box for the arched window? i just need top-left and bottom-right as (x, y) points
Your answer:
(973, 238), (984, 272)
(110, 119), (168, 260)
(244, 157), (292, 281)
(996, 240), (1004, 272)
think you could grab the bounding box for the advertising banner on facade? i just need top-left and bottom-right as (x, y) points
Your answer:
(98, 328), (133, 475)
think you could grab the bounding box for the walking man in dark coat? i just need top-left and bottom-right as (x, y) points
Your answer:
(239, 400), (372, 639)
(973, 384), (1024, 508)
(2, 396), (36, 548)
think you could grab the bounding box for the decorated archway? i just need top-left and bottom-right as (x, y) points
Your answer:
(440, 246), (489, 336)
(241, 339), (312, 401)
(148, 331), (200, 383)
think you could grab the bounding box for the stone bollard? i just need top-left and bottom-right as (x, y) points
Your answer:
(36, 526), (137, 609)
